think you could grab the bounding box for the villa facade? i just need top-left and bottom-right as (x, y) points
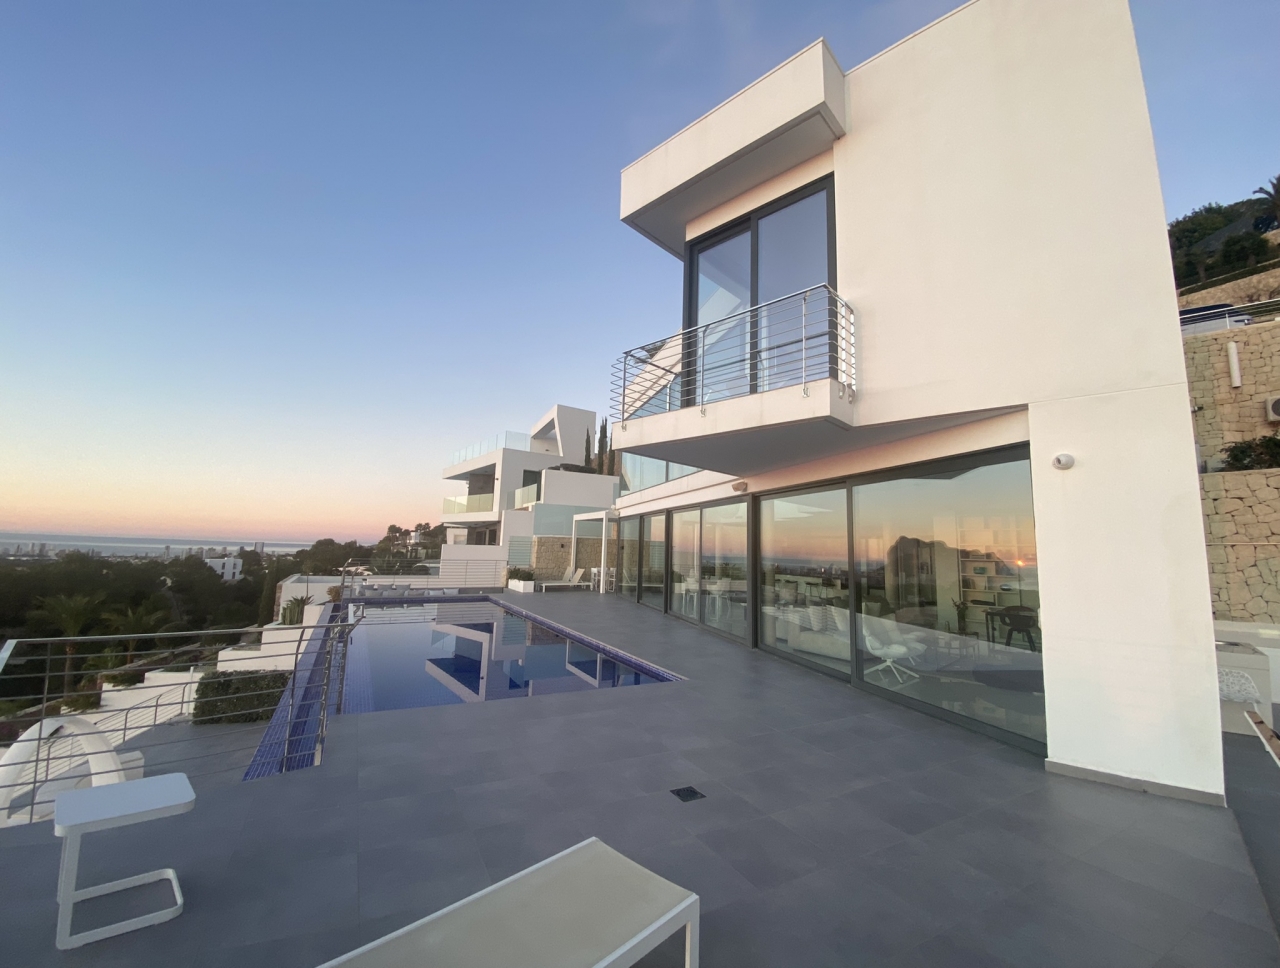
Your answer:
(604, 0), (1223, 803)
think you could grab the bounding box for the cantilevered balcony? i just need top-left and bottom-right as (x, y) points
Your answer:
(611, 284), (857, 475)
(441, 492), (497, 525)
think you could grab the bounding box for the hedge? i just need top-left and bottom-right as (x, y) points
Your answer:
(193, 670), (289, 724)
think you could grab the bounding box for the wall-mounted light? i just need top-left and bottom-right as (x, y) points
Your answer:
(1052, 454), (1075, 470)
(731, 481), (749, 493)
(1228, 341), (1243, 388)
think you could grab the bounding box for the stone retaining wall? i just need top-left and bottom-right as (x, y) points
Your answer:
(1184, 319), (1280, 463)
(1202, 470), (1280, 623)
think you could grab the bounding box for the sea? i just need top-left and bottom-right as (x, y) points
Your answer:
(0, 532), (311, 559)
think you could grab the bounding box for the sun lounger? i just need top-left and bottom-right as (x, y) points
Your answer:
(540, 567), (591, 592)
(316, 837), (699, 968)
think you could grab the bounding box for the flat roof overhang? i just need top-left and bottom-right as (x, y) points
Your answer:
(614, 380), (1024, 477)
(621, 39), (846, 257)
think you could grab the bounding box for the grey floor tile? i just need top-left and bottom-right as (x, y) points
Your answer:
(718, 754), (858, 814)
(844, 777), (965, 836)
(1079, 827), (1258, 910)
(1021, 852), (1206, 954)
(697, 815), (829, 890)
(357, 831), (489, 921)
(659, 777), (764, 836)
(918, 815), (1074, 889)
(1216, 881), (1278, 934)
(772, 789), (909, 864)
(858, 837), (1011, 932)
(572, 790), (693, 854)
(473, 812), (592, 881)
(625, 836), (760, 914)
(357, 789), (468, 848)
(977, 794), (1116, 858)
(962, 896), (1164, 968)
(211, 850), (360, 949)
(886, 929), (1021, 968)
(1161, 910), (1280, 968)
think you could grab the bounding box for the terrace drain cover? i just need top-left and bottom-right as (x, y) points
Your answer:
(670, 786), (706, 803)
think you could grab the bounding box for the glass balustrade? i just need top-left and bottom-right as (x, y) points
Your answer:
(449, 431), (532, 467)
(442, 493), (495, 515)
(512, 483), (539, 508)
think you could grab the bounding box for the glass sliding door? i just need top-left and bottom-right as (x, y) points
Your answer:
(759, 488), (851, 676)
(640, 514), (667, 609)
(700, 502), (748, 640)
(757, 189), (831, 392)
(852, 450), (1044, 743)
(670, 509), (701, 622)
(618, 518), (640, 600)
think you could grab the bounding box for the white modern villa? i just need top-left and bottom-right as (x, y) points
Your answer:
(441, 404), (621, 579)
(601, 0), (1224, 805)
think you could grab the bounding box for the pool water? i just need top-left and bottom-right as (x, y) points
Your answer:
(340, 601), (664, 713)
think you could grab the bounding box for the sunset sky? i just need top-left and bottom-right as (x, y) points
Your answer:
(1, 0), (1276, 543)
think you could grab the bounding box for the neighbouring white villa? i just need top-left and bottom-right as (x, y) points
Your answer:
(599, 0), (1224, 805)
(203, 556), (242, 582)
(441, 405), (621, 582)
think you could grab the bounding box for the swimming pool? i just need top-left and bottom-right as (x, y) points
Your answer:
(339, 600), (671, 713)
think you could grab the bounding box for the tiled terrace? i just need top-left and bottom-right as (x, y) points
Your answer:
(2, 592), (1278, 967)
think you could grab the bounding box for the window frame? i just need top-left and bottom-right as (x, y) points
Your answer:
(682, 175), (837, 334)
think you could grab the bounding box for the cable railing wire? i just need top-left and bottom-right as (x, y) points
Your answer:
(0, 616), (357, 826)
(612, 284), (856, 421)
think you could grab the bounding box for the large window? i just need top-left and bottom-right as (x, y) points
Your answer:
(640, 515), (666, 609)
(700, 502), (748, 640)
(759, 488), (851, 675)
(689, 180), (833, 323)
(686, 179), (833, 404)
(852, 451), (1043, 743)
(618, 518), (639, 600)
(670, 510), (700, 622)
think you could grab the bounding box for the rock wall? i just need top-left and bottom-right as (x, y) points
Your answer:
(1202, 470), (1280, 623)
(1179, 266), (1280, 310)
(529, 536), (618, 583)
(1184, 319), (1280, 464)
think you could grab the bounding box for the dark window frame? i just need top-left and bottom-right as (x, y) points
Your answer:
(681, 175), (836, 405)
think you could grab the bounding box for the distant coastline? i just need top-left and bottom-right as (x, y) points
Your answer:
(0, 531), (311, 558)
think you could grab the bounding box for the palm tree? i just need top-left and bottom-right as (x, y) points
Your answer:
(104, 605), (167, 666)
(1255, 174), (1280, 224)
(28, 593), (103, 700)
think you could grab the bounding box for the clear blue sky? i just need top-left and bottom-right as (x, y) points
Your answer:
(1, 0), (1276, 541)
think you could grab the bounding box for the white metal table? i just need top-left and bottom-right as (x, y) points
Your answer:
(53, 772), (196, 950)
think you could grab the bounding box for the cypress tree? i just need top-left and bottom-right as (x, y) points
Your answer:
(584, 430), (592, 468)
(257, 560), (278, 626)
(596, 419), (608, 474)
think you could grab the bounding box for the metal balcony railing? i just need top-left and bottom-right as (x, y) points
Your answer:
(442, 493), (495, 515)
(0, 615), (356, 826)
(611, 284), (855, 421)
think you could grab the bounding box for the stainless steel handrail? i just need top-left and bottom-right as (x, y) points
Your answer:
(611, 283), (856, 421)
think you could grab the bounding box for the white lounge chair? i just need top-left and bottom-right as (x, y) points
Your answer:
(540, 567), (591, 592)
(317, 837), (699, 968)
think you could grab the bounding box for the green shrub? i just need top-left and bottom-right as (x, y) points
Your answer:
(62, 687), (102, 712)
(507, 567), (534, 582)
(194, 670), (289, 724)
(1221, 435), (1280, 471)
(279, 595), (313, 626)
(101, 670), (145, 687)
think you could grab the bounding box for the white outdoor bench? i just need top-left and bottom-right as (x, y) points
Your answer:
(53, 772), (196, 950)
(317, 837), (699, 968)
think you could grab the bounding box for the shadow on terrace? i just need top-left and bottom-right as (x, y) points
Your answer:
(1, 592), (1278, 967)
